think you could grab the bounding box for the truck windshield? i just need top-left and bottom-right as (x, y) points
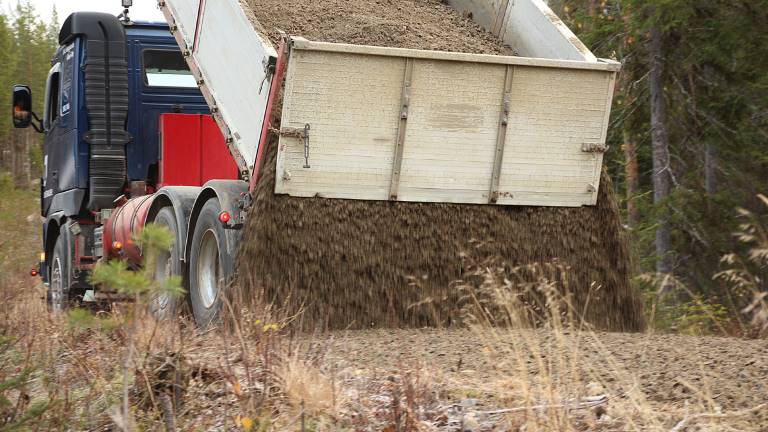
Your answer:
(143, 50), (196, 88)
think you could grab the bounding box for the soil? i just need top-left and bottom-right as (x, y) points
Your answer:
(181, 327), (768, 430)
(316, 329), (768, 429)
(244, 0), (511, 54)
(237, 142), (643, 331)
(235, 0), (644, 331)
(323, 329), (768, 409)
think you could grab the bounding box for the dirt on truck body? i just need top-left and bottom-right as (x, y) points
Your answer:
(246, 0), (511, 54)
(235, 0), (644, 331)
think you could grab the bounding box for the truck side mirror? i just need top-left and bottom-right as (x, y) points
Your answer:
(12, 85), (33, 129)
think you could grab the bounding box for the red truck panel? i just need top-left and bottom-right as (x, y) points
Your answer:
(200, 116), (239, 183)
(159, 114), (202, 187)
(158, 114), (239, 187)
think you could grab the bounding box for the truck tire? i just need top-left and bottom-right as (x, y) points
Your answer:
(48, 230), (71, 313)
(149, 207), (182, 321)
(188, 199), (234, 328)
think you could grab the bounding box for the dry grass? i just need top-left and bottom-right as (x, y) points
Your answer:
(2, 185), (767, 431)
(716, 194), (768, 336)
(276, 353), (340, 416)
(446, 247), (768, 431)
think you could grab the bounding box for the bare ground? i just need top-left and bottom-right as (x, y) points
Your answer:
(321, 329), (768, 410)
(300, 328), (768, 430)
(173, 326), (768, 431)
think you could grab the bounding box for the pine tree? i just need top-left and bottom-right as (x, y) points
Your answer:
(551, 0), (768, 326)
(0, 8), (18, 172)
(0, 1), (57, 186)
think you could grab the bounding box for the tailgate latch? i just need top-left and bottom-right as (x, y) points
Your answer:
(280, 124), (311, 168)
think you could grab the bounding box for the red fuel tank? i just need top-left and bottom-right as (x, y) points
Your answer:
(103, 194), (157, 264)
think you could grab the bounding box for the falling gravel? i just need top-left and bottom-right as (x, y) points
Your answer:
(234, 0), (644, 331)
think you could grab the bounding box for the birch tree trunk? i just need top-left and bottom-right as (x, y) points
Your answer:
(649, 25), (673, 275)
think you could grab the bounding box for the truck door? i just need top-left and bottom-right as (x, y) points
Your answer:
(42, 43), (82, 216)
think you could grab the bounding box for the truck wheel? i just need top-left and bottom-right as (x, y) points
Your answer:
(149, 207), (182, 321)
(189, 199), (234, 328)
(48, 232), (71, 313)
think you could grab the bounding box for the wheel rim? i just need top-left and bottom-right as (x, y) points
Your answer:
(50, 256), (64, 313)
(152, 248), (172, 312)
(197, 229), (222, 309)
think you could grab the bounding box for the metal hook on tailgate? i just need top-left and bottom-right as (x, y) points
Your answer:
(280, 124), (311, 168)
(581, 142), (609, 153)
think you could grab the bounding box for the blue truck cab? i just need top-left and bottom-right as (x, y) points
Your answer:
(13, 12), (208, 296)
(43, 13), (207, 215)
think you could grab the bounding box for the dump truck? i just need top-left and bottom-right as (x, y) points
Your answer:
(13, 0), (621, 326)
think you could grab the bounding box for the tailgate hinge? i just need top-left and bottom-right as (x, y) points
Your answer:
(389, 58), (415, 201)
(489, 66), (515, 204)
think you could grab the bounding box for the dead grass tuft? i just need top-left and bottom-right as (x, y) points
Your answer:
(276, 352), (341, 416)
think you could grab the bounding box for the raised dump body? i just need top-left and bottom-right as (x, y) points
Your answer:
(159, 0), (619, 207)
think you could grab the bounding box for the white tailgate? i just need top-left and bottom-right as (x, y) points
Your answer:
(275, 39), (618, 207)
(161, 0), (277, 173)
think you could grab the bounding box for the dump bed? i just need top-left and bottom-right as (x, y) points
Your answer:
(159, 0), (619, 207)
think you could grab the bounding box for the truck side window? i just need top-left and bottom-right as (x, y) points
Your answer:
(48, 75), (60, 123)
(143, 50), (196, 88)
(43, 65), (61, 130)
